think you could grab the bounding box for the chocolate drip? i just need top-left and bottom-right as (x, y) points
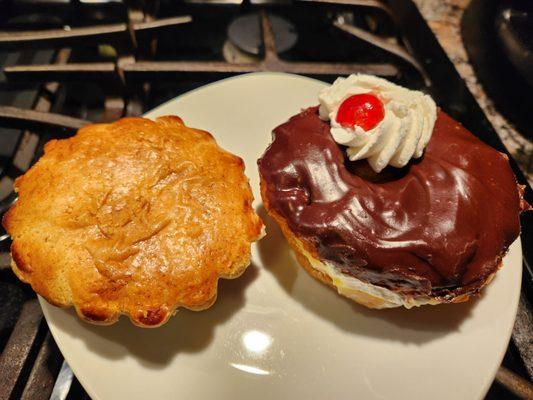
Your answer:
(258, 107), (526, 298)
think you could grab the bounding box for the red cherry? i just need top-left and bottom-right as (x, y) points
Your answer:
(335, 93), (385, 131)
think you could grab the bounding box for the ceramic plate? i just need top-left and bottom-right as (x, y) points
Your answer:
(40, 72), (522, 400)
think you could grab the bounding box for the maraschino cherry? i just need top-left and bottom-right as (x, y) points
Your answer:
(335, 93), (384, 131)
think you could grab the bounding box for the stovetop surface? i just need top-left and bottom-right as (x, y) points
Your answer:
(0, 1), (531, 399)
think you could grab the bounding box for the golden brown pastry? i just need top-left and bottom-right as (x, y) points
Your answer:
(4, 116), (263, 327)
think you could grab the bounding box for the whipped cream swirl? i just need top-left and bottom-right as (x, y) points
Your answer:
(318, 74), (437, 173)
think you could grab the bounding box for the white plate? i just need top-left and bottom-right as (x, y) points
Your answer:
(40, 72), (522, 400)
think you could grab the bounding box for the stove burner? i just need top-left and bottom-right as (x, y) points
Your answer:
(227, 13), (297, 55)
(222, 40), (260, 64)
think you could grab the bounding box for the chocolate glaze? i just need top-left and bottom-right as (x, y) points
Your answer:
(258, 107), (529, 299)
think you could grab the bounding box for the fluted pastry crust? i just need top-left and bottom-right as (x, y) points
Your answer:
(4, 116), (263, 327)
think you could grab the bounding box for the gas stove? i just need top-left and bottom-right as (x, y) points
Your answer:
(0, 1), (531, 399)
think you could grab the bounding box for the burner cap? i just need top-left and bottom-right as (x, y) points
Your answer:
(227, 13), (297, 56)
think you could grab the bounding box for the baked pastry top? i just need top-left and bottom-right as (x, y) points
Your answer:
(4, 116), (263, 327)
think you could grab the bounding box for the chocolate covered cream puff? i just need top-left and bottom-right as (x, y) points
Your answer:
(258, 75), (530, 309)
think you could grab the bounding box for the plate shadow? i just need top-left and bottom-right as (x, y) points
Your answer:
(54, 264), (259, 368)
